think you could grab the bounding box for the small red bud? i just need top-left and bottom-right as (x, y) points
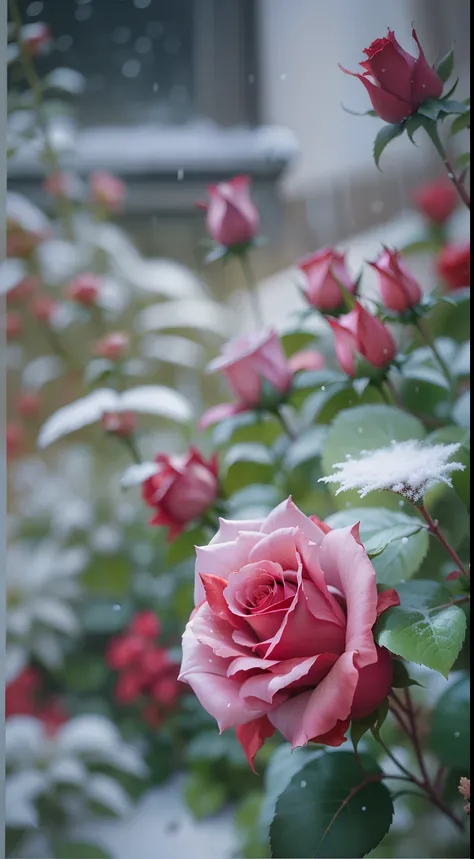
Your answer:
(100, 411), (137, 437)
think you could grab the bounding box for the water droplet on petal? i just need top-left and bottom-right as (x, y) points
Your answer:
(226, 703), (232, 708)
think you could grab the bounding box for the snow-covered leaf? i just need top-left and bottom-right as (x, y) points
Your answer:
(6, 717), (44, 766)
(120, 386), (192, 422)
(56, 715), (121, 758)
(47, 757), (87, 787)
(5, 771), (44, 828)
(120, 462), (159, 488)
(34, 598), (79, 634)
(45, 68), (86, 94)
(34, 631), (65, 668)
(141, 334), (205, 369)
(0, 258), (27, 294)
(86, 775), (131, 816)
(22, 355), (64, 390)
(36, 239), (81, 285)
(137, 299), (235, 337)
(7, 191), (50, 233)
(38, 389), (119, 448)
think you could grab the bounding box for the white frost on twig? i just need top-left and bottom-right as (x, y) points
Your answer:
(319, 440), (465, 502)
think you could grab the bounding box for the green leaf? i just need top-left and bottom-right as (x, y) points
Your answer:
(439, 99), (470, 116)
(57, 652), (108, 693)
(417, 98), (444, 121)
(374, 580), (467, 678)
(325, 508), (428, 585)
(452, 390), (470, 429)
(228, 483), (284, 519)
(223, 442), (274, 494)
(351, 700), (389, 754)
(81, 553), (130, 598)
(391, 659), (422, 689)
(373, 123), (404, 170)
(457, 152), (470, 168)
(165, 525), (207, 566)
(282, 426), (328, 470)
(212, 411), (281, 448)
(429, 674), (470, 768)
(400, 239), (440, 256)
(53, 841), (111, 859)
(436, 45), (455, 83)
(342, 104), (378, 117)
(292, 369), (346, 390)
(84, 359), (116, 390)
(451, 109), (470, 135)
(270, 752), (393, 859)
(404, 114), (425, 144)
(259, 744), (322, 840)
(183, 771), (227, 820)
(322, 404), (425, 510)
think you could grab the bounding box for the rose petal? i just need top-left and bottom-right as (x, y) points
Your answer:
(236, 715), (275, 771)
(194, 531), (262, 604)
(376, 587), (400, 617)
(260, 498), (327, 545)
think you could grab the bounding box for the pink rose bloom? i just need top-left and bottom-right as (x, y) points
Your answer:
(200, 329), (292, 429)
(90, 171), (126, 212)
(288, 350), (325, 374)
(142, 448), (219, 540)
(340, 28), (443, 124)
(298, 249), (356, 312)
(369, 248), (423, 312)
(179, 499), (399, 767)
(328, 302), (396, 376)
(413, 178), (458, 224)
(205, 175), (260, 247)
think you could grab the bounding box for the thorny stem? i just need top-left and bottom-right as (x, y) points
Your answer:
(424, 123), (471, 211)
(414, 317), (453, 393)
(417, 503), (470, 582)
(9, 0), (75, 241)
(238, 252), (265, 329)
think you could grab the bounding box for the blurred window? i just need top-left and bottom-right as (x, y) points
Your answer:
(16, 0), (257, 127)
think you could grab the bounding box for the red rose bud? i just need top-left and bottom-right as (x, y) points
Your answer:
(140, 649), (169, 679)
(329, 302), (396, 376)
(369, 248), (423, 311)
(205, 175), (260, 247)
(142, 448), (219, 540)
(106, 635), (145, 670)
(200, 329), (292, 428)
(413, 178), (458, 224)
(288, 349), (325, 374)
(100, 410), (138, 437)
(42, 700), (68, 736)
(129, 610), (161, 640)
(90, 171), (126, 212)
(31, 295), (58, 323)
(115, 671), (145, 705)
(436, 242), (470, 290)
(16, 390), (42, 420)
(43, 171), (75, 199)
(298, 249), (356, 311)
(94, 331), (129, 361)
(21, 22), (52, 55)
(6, 667), (41, 718)
(6, 423), (26, 458)
(151, 675), (181, 706)
(340, 28), (443, 124)
(6, 311), (23, 340)
(7, 276), (39, 305)
(66, 273), (101, 306)
(6, 221), (46, 259)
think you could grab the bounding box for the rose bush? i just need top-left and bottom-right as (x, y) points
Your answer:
(179, 499), (399, 766)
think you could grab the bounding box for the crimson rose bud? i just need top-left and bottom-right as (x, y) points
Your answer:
(21, 22), (52, 55)
(106, 635), (145, 671)
(43, 172), (75, 199)
(369, 248), (423, 311)
(31, 295), (58, 323)
(17, 391), (42, 420)
(115, 671), (145, 705)
(298, 249), (356, 311)
(7, 276), (39, 305)
(436, 242), (470, 290)
(100, 410), (138, 437)
(142, 448), (219, 540)
(413, 178), (458, 224)
(205, 175), (259, 247)
(340, 28), (443, 124)
(66, 273), (101, 306)
(90, 171), (126, 212)
(329, 302), (396, 376)
(129, 611), (161, 640)
(94, 331), (129, 361)
(6, 311), (23, 340)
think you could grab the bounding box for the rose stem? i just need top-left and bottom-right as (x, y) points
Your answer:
(414, 316), (453, 392)
(9, 0), (75, 241)
(238, 252), (265, 329)
(276, 406), (298, 440)
(416, 503), (470, 582)
(424, 123), (470, 211)
(118, 434), (142, 465)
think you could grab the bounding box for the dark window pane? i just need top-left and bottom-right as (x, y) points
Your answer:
(15, 0), (195, 126)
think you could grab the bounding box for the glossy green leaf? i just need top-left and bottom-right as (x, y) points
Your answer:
(436, 45), (455, 83)
(270, 752), (393, 858)
(373, 123), (404, 170)
(391, 659), (422, 689)
(325, 508), (428, 585)
(452, 390), (470, 429)
(451, 109), (470, 135)
(351, 700), (389, 754)
(374, 581), (467, 677)
(429, 674), (470, 768)
(223, 442), (274, 494)
(283, 426), (328, 470)
(259, 744), (322, 839)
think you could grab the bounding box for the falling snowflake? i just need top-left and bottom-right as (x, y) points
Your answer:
(319, 440), (465, 502)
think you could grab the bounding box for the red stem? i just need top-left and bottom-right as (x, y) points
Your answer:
(417, 504), (470, 582)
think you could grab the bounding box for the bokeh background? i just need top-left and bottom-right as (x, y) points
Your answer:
(5, 1), (470, 858)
